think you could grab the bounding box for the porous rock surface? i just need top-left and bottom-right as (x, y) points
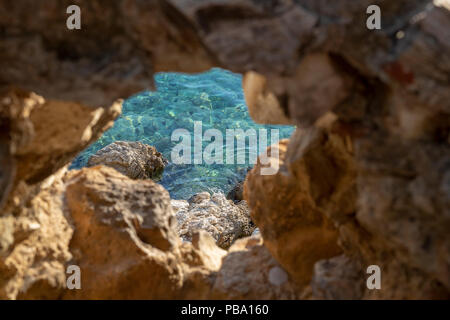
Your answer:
(226, 181), (245, 203)
(172, 192), (255, 249)
(211, 235), (303, 299)
(1, 0), (449, 300)
(244, 127), (354, 285)
(310, 255), (365, 300)
(87, 141), (167, 180)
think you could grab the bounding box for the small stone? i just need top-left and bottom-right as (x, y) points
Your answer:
(174, 192), (255, 249)
(268, 266), (288, 286)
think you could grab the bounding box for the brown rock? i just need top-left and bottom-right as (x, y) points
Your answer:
(1, 0), (449, 301)
(0, 87), (122, 211)
(211, 235), (304, 299)
(173, 192), (255, 249)
(87, 141), (167, 180)
(63, 166), (183, 299)
(0, 166), (73, 300)
(244, 125), (355, 285)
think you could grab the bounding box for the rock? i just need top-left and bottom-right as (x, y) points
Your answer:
(178, 230), (228, 299)
(0, 166), (73, 300)
(63, 166), (183, 299)
(2, 163), (244, 299)
(170, 199), (190, 213)
(242, 71), (292, 125)
(211, 235), (304, 299)
(187, 192), (211, 204)
(240, 1), (450, 299)
(226, 167), (251, 202)
(172, 192), (256, 249)
(311, 255), (364, 300)
(244, 126), (354, 285)
(1, 0), (449, 300)
(0, 87), (121, 299)
(285, 54), (355, 127)
(171, 0), (317, 75)
(226, 181), (244, 203)
(87, 141), (167, 180)
(0, 87), (122, 210)
(0, 0), (215, 107)
(186, 230), (227, 272)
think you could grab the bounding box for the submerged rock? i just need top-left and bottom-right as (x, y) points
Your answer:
(172, 192), (255, 249)
(87, 141), (167, 180)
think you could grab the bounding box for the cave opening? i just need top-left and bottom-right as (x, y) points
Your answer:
(70, 67), (294, 200)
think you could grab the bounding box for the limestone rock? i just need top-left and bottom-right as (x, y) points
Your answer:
(226, 167), (251, 203)
(87, 141), (167, 180)
(1, 0), (449, 300)
(171, 0), (317, 75)
(0, 0), (215, 107)
(211, 235), (304, 299)
(226, 181), (244, 203)
(172, 192), (255, 249)
(0, 166), (73, 300)
(244, 126), (356, 285)
(63, 166), (183, 299)
(311, 255), (364, 300)
(178, 230), (227, 299)
(242, 71), (292, 125)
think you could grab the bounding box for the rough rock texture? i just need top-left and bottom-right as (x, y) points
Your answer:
(0, 166), (73, 299)
(1, 163), (303, 299)
(242, 71), (292, 125)
(311, 255), (365, 300)
(226, 167), (251, 202)
(244, 127), (354, 285)
(1, 0), (449, 300)
(211, 235), (304, 299)
(239, 0), (450, 299)
(0, 0), (216, 107)
(0, 87), (122, 211)
(226, 181), (244, 203)
(172, 192), (255, 249)
(87, 141), (167, 180)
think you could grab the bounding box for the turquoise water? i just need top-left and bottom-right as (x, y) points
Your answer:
(71, 68), (294, 199)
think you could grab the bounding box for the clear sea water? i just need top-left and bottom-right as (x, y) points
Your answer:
(71, 68), (294, 199)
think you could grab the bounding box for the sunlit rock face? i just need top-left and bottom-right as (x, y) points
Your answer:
(71, 68), (294, 199)
(87, 141), (168, 181)
(1, 0), (449, 300)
